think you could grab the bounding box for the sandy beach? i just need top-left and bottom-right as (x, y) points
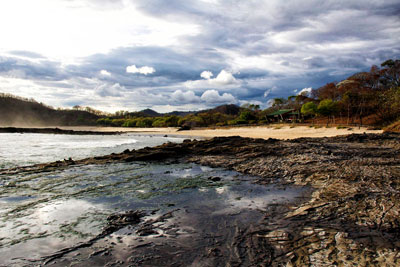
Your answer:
(60, 125), (383, 139)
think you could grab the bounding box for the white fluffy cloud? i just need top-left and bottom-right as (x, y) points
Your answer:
(185, 70), (240, 89)
(211, 70), (237, 85)
(297, 87), (312, 96)
(100, 69), (111, 76)
(200, 89), (236, 104)
(126, 65), (156, 75)
(200, 70), (213, 79)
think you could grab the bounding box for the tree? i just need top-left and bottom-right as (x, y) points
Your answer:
(272, 98), (286, 109)
(312, 83), (338, 100)
(317, 99), (338, 126)
(248, 104), (260, 111)
(239, 110), (256, 122)
(164, 115), (179, 127)
(380, 59), (400, 88)
(301, 102), (317, 124)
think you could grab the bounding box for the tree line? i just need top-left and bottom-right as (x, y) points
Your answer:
(307, 59), (400, 126)
(268, 59), (400, 126)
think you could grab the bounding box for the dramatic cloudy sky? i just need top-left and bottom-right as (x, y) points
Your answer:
(0, 0), (399, 112)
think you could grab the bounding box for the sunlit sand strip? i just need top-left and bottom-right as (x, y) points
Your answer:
(60, 125), (383, 140)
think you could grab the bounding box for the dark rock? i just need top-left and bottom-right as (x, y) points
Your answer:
(208, 176), (221, 182)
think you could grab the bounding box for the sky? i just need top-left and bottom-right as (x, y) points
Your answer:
(0, 0), (399, 113)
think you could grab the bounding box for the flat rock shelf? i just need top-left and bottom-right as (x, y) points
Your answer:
(1, 132), (399, 266)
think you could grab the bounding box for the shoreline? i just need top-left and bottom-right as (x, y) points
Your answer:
(0, 126), (123, 135)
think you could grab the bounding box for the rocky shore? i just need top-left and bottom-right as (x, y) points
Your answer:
(2, 132), (400, 266)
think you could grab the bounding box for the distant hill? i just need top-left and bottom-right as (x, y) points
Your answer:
(128, 104), (240, 118)
(166, 110), (194, 117)
(167, 104), (241, 117)
(201, 104), (241, 116)
(0, 93), (100, 127)
(128, 108), (161, 117)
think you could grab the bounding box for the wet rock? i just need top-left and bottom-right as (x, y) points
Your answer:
(104, 210), (144, 234)
(208, 176), (221, 182)
(136, 227), (158, 236)
(3, 133), (400, 266)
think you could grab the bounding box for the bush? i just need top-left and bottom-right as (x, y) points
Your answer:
(152, 118), (166, 127)
(136, 118), (154, 127)
(336, 125), (348, 129)
(384, 120), (400, 132)
(239, 110), (256, 122)
(111, 118), (125, 127)
(122, 119), (138, 127)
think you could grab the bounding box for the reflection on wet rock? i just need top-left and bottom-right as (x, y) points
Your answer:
(0, 162), (308, 266)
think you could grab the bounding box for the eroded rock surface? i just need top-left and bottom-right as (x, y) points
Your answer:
(2, 132), (400, 266)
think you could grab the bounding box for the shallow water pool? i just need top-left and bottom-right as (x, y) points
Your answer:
(0, 161), (308, 266)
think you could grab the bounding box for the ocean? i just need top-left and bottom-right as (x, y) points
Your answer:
(0, 132), (185, 169)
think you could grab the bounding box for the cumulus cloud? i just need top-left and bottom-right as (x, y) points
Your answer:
(126, 65), (156, 75)
(200, 70), (213, 79)
(297, 87), (312, 96)
(100, 69), (111, 76)
(185, 70), (240, 89)
(200, 89), (236, 104)
(211, 70), (237, 85)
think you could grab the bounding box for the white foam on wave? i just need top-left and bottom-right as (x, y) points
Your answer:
(47, 139), (138, 149)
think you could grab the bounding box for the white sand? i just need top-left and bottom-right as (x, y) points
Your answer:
(60, 125), (382, 140)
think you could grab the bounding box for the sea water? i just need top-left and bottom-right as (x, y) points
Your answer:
(0, 133), (185, 169)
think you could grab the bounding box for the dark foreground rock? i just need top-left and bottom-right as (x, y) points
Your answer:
(2, 132), (400, 266)
(0, 127), (122, 135)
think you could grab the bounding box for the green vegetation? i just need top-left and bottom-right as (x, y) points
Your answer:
(0, 93), (105, 126)
(336, 125), (348, 129)
(304, 59), (400, 126)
